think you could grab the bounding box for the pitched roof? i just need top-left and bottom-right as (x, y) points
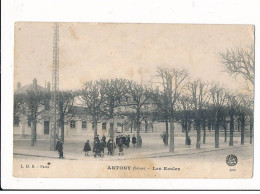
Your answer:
(15, 84), (49, 94)
(70, 106), (88, 116)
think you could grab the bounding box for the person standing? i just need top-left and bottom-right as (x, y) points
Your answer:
(100, 139), (106, 158)
(55, 138), (64, 159)
(93, 138), (101, 158)
(187, 136), (191, 148)
(83, 140), (91, 156)
(116, 135), (120, 146)
(107, 138), (114, 156)
(132, 134), (137, 148)
(102, 134), (106, 142)
(138, 135), (142, 147)
(118, 138), (124, 156)
(125, 135), (130, 148)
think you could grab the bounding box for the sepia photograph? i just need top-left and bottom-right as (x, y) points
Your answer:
(13, 22), (254, 178)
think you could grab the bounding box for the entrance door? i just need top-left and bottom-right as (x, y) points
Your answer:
(44, 121), (50, 134)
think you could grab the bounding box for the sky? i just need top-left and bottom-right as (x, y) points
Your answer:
(14, 23), (254, 92)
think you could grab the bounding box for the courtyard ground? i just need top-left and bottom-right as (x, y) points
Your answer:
(13, 131), (252, 161)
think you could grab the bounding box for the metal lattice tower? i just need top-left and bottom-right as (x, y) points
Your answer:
(50, 23), (59, 150)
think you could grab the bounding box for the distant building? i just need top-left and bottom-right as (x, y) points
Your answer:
(14, 79), (182, 139)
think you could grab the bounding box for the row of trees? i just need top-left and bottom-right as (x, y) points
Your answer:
(14, 91), (75, 146)
(13, 72), (253, 150)
(14, 45), (254, 152)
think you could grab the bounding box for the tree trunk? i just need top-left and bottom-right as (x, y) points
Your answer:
(136, 109), (141, 148)
(196, 119), (201, 149)
(60, 113), (65, 143)
(237, 118), (240, 132)
(109, 122), (114, 155)
(241, 114), (245, 145)
(215, 111), (219, 148)
(145, 118), (148, 133)
(223, 119), (227, 143)
(185, 119), (189, 145)
(130, 117), (133, 133)
(151, 121), (154, 133)
(202, 118), (206, 144)
(34, 121), (37, 143)
(229, 113), (234, 146)
(250, 115), (253, 144)
(182, 121), (185, 133)
(165, 119), (169, 145)
(188, 120), (192, 132)
(94, 121), (98, 138)
(31, 124), (35, 146)
(208, 120), (211, 131)
(169, 115), (174, 152)
(137, 122), (141, 147)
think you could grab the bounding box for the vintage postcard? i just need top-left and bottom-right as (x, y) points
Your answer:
(13, 23), (254, 178)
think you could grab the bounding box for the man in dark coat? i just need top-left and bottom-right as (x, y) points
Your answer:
(138, 135), (142, 147)
(83, 140), (91, 156)
(125, 135), (130, 148)
(93, 139), (101, 158)
(107, 138), (115, 156)
(118, 139), (124, 156)
(102, 134), (106, 142)
(56, 138), (64, 159)
(122, 135), (126, 146)
(100, 139), (106, 157)
(163, 133), (167, 144)
(132, 134), (137, 148)
(187, 136), (191, 148)
(116, 135), (120, 145)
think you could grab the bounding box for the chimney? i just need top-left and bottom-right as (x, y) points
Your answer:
(47, 82), (51, 91)
(33, 78), (37, 90)
(17, 82), (21, 89)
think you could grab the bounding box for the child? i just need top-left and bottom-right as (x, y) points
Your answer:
(83, 140), (91, 156)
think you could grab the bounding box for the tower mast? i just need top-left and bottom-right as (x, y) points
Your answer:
(50, 23), (59, 150)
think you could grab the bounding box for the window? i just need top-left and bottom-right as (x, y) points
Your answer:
(70, 120), (76, 128)
(102, 122), (107, 130)
(44, 121), (50, 134)
(27, 118), (31, 127)
(125, 96), (129, 103)
(82, 121), (87, 129)
(117, 123), (122, 127)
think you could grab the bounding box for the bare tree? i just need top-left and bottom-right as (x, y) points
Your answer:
(128, 81), (150, 147)
(219, 45), (255, 91)
(58, 90), (76, 143)
(103, 79), (129, 138)
(178, 95), (193, 145)
(80, 81), (106, 138)
(236, 94), (253, 145)
(20, 90), (48, 146)
(225, 91), (238, 146)
(187, 80), (210, 149)
(156, 67), (189, 152)
(147, 86), (170, 145)
(209, 83), (227, 148)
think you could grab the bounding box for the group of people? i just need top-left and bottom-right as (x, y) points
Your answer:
(55, 134), (143, 159)
(83, 134), (142, 158)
